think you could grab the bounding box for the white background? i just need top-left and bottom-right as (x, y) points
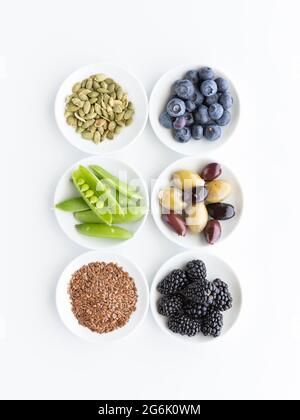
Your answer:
(0, 0), (299, 400)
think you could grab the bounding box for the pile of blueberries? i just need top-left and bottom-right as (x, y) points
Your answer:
(159, 67), (233, 143)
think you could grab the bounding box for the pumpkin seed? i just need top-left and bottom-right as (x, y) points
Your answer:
(93, 131), (101, 144)
(85, 112), (97, 120)
(78, 109), (86, 118)
(94, 73), (106, 82)
(89, 97), (98, 104)
(81, 79), (87, 88)
(111, 92), (117, 99)
(72, 83), (81, 93)
(108, 83), (115, 93)
(100, 81), (108, 89)
(86, 78), (93, 89)
(93, 80), (100, 90)
(83, 101), (91, 114)
(115, 111), (124, 121)
(66, 104), (79, 112)
(94, 103), (101, 114)
(107, 131), (114, 140)
(113, 104), (123, 114)
(64, 111), (72, 118)
(98, 88), (108, 93)
(116, 89), (123, 100)
(82, 131), (93, 140)
(125, 117), (133, 126)
(95, 118), (106, 127)
(83, 119), (95, 129)
(108, 121), (116, 132)
(115, 126), (122, 135)
(128, 101), (134, 110)
(72, 98), (84, 108)
(124, 109), (133, 120)
(105, 78), (114, 84)
(88, 91), (99, 98)
(67, 116), (76, 126)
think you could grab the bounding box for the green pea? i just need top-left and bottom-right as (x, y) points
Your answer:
(80, 183), (89, 192)
(77, 178), (85, 186)
(85, 189), (94, 198)
(90, 195), (98, 204)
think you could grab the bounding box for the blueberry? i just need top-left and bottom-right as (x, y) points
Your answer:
(215, 77), (229, 92)
(173, 116), (186, 130)
(194, 105), (210, 125)
(216, 110), (231, 126)
(191, 89), (204, 106)
(185, 100), (196, 112)
(205, 93), (219, 106)
(184, 70), (199, 84)
(198, 67), (214, 81)
(166, 98), (186, 117)
(204, 125), (221, 141)
(200, 80), (218, 97)
(174, 79), (195, 100)
(192, 124), (204, 140)
(219, 93), (233, 110)
(208, 103), (224, 120)
(159, 111), (173, 129)
(174, 127), (192, 143)
(184, 112), (194, 126)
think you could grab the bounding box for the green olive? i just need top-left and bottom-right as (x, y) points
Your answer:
(186, 203), (208, 234)
(206, 180), (231, 203)
(159, 187), (186, 212)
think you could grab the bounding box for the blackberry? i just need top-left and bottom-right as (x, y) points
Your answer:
(168, 314), (201, 337)
(184, 302), (208, 320)
(181, 280), (217, 305)
(212, 279), (233, 311)
(157, 294), (183, 317)
(157, 269), (190, 295)
(201, 309), (223, 337)
(185, 259), (207, 282)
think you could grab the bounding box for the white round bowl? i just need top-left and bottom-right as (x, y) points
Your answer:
(150, 250), (242, 343)
(55, 63), (148, 154)
(54, 156), (149, 249)
(151, 156), (243, 248)
(56, 250), (149, 343)
(149, 64), (240, 155)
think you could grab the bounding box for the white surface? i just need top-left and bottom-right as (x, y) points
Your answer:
(149, 64), (239, 155)
(151, 157), (243, 248)
(56, 250), (149, 342)
(150, 250), (242, 343)
(0, 0), (300, 401)
(54, 156), (148, 249)
(55, 62), (148, 154)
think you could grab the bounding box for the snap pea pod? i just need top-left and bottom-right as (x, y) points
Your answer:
(74, 206), (147, 224)
(75, 223), (133, 240)
(72, 166), (112, 225)
(55, 197), (89, 212)
(80, 165), (124, 215)
(90, 165), (142, 201)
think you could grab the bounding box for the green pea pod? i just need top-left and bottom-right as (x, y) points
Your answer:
(79, 165), (124, 215)
(74, 206), (147, 224)
(89, 165), (142, 201)
(72, 167), (112, 225)
(75, 223), (133, 240)
(55, 197), (89, 212)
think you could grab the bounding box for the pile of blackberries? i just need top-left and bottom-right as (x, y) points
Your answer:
(157, 259), (232, 338)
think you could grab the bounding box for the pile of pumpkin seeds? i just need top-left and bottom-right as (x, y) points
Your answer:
(64, 73), (135, 144)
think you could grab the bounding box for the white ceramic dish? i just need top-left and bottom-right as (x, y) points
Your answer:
(151, 156), (243, 248)
(54, 156), (149, 249)
(56, 250), (149, 343)
(150, 250), (242, 343)
(149, 64), (240, 155)
(55, 63), (148, 154)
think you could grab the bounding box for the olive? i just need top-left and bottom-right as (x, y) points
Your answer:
(172, 170), (205, 189)
(186, 203), (208, 234)
(159, 187), (186, 212)
(204, 220), (222, 244)
(162, 213), (187, 236)
(206, 180), (231, 203)
(200, 162), (222, 182)
(183, 186), (208, 204)
(206, 203), (235, 220)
